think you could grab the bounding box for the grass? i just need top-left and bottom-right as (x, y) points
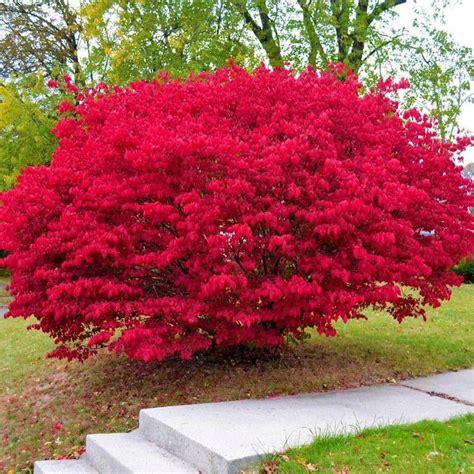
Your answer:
(263, 414), (474, 473)
(0, 284), (473, 472)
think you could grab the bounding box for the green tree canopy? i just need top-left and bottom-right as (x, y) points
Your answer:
(0, 0), (472, 189)
(78, 0), (474, 133)
(0, 74), (58, 190)
(81, 0), (260, 82)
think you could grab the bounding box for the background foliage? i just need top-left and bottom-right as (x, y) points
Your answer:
(453, 257), (474, 283)
(0, 75), (58, 190)
(0, 1), (473, 190)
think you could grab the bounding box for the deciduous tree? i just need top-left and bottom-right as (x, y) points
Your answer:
(0, 0), (83, 79)
(81, 0), (259, 82)
(0, 75), (58, 190)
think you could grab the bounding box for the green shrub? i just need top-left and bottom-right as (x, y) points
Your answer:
(453, 256), (474, 283)
(0, 250), (9, 277)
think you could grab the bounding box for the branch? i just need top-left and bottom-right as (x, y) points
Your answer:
(232, 0), (283, 67)
(296, 0), (328, 66)
(330, 0), (351, 62)
(1, 1), (63, 34)
(368, 0), (407, 25)
(234, 254), (248, 275)
(361, 33), (404, 63)
(348, 0), (369, 71)
(232, 0), (262, 35)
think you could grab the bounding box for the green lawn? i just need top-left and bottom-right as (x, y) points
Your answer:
(264, 414), (474, 473)
(0, 284), (473, 471)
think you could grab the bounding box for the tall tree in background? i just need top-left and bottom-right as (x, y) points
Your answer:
(0, 75), (58, 190)
(81, 0), (259, 83)
(0, 0), (472, 190)
(0, 0), (83, 190)
(231, 0), (407, 72)
(382, 23), (474, 141)
(0, 0), (83, 79)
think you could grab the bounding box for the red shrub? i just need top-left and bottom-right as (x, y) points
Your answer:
(1, 65), (473, 362)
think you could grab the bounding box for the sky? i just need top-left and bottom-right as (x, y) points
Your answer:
(395, 0), (474, 163)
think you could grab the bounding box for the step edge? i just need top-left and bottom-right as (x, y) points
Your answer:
(33, 458), (98, 474)
(85, 433), (134, 474)
(139, 410), (232, 474)
(85, 431), (199, 473)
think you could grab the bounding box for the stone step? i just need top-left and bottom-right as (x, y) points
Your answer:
(139, 412), (227, 474)
(33, 369), (474, 474)
(139, 410), (232, 474)
(139, 382), (474, 474)
(34, 458), (98, 473)
(85, 431), (199, 473)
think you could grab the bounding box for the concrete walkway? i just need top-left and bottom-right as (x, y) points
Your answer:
(35, 369), (474, 474)
(0, 280), (9, 318)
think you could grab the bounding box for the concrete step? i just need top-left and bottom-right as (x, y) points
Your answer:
(34, 458), (98, 473)
(139, 411), (230, 474)
(85, 431), (199, 473)
(139, 382), (474, 474)
(33, 369), (474, 474)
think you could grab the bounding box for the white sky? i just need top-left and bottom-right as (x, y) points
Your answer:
(395, 0), (474, 163)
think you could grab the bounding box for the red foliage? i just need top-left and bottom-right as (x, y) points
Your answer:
(1, 65), (473, 362)
(47, 79), (59, 89)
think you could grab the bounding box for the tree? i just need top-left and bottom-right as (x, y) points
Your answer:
(0, 0), (83, 79)
(0, 0), (472, 191)
(231, 0), (407, 73)
(387, 28), (474, 140)
(81, 0), (260, 83)
(0, 1), (87, 189)
(1, 66), (472, 362)
(0, 75), (58, 190)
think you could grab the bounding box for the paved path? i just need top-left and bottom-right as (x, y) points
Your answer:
(35, 369), (474, 474)
(0, 280), (9, 318)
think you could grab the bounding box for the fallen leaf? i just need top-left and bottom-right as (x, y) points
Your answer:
(260, 461), (277, 474)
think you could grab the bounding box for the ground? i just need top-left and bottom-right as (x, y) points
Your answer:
(0, 284), (473, 472)
(262, 414), (474, 473)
